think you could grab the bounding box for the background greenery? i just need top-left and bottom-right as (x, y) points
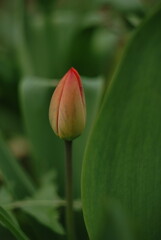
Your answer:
(0, 0), (161, 239)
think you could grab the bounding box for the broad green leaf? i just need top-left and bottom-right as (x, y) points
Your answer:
(82, 5), (161, 240)
(18, 172), (64, 235)
(0, 134), (35, 199)
(0, 206), (29, 240)
(20, 76), (103, 198)
(94, 198), (134, 240)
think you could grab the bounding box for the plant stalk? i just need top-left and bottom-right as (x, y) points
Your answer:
(64, 140), (75, 240)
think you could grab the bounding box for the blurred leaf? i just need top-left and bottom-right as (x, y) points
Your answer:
(0, 206), (29, 240)
(0, 133), (35, 199)
(0, 186), (13, 205)
(20, 76), (103, 198)
(20, 172), (64, 235)
(101, 0), (143, 12)
(27, 11), (80, 78)
(11, 0), (33, 75)
(0, 107), (22, 137)
(82, 5), (161, 240)
(38, 0), (55, 14)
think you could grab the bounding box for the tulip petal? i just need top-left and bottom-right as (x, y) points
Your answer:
(58, 70), (86, 140)
(49, 75), (66, 135)
(49, 68), (86, 140)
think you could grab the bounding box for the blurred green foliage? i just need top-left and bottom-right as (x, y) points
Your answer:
(0, 0), (161, 239)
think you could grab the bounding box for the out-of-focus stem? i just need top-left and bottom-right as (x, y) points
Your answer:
(64, 140), (75, 240)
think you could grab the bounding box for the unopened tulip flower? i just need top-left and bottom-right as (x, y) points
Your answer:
(49, 67), (86, 141)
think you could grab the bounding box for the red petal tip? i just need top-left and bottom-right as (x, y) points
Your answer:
(69, 67), (80, 81)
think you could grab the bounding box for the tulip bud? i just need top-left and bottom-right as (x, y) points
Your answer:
(49, 67), (86, 141)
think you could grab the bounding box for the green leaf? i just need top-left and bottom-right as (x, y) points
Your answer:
(0, 186), (13, 205)
(82, 6), (161, 240)
(0, 133), (35, 199)
(19, 76), (103, 198)
(94, 198), (135, 240)
(0, 206), (29, 240)
(28, 12), (80, 78)
(19, 172), (64, 235)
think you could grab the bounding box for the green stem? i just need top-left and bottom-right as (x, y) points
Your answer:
(64, 140), (75, 240)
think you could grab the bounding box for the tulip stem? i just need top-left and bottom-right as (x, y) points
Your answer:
(64, 140), (75, 240)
